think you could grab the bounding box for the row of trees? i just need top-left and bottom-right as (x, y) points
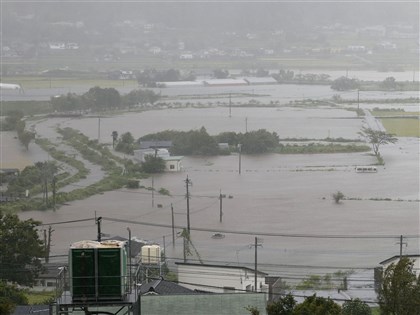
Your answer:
(135, 67), (330, 85)
(249, 295), (370, 315)
(330, 76), (404, 91)
(50, 87), (160, 112)
(5, 161), (57, 198)
(115, 126), (393, 158)
(137, 127), (280, 156)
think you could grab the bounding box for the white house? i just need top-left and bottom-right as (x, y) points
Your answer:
(176, 262), (268, 294)
(134, 149), (183, 172)
(134, 148), (170, 162)
(379, 255), (420, 276)
(163, 156), (183, 172)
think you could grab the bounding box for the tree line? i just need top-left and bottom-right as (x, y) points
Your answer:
(115, 126), (389, 159)
(50, 86), (161, 112)
(114, 127), (280, 157)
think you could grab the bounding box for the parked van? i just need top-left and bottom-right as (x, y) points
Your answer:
(355, 166), (377, 173)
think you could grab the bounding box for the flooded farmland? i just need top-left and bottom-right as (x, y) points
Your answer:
(18, 101), (420, 275)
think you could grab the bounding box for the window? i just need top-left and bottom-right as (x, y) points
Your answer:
(170, 164), (175, 170)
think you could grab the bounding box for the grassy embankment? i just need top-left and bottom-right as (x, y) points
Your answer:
(1, 128), (140, 213)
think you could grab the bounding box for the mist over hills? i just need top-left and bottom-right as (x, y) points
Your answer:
(4, 1), (418, 32)
(2, 1), (418, 73)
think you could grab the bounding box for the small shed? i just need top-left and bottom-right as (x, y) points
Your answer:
(163, 156), (183, 172)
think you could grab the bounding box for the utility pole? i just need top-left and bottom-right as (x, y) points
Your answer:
(250, 237), (263, 292)
(163, 236), (166, 262)
(52, 176), (56, 210)
(127, 227), (131, 292)
(219, 189), (223, 223)
(238, 144), (242, 175)
(357, 89), (360, 116)
(245, 117), (248, 133)
(96, 217), (102, 242)
(171, 203), (175, 248)
(398, 235), (407, 258)
(97, 117), (101, 142)
(43, 226), (54, 263)
(185, 176), (192, 234)
(152, 177), (154, 208)
(229, 93), (232, 117)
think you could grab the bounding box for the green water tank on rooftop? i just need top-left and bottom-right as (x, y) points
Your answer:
(69, 240), (128, 301)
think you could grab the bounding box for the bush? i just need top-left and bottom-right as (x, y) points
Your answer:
(332, 191), (345, 204)
(127, 179), (140, 189)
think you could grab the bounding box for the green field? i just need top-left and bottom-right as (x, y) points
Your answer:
(380, 118), (420, 137)
(372, 110), (419, 117)
(371, 110), (420, 137)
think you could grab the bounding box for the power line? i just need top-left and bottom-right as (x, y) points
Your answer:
(37, 215), (420, 240)
(101, 216), (420, 240)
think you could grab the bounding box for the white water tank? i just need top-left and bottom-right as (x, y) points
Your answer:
(141, 245), (161, 265)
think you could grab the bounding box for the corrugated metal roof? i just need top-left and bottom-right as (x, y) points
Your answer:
(140, 278), (195, 295)
(12, 305), (50, 315)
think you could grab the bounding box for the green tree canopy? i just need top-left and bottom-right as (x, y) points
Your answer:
(342, 298), (371, 315)
(141, 155), (166, 173)
(0, 212), (45, 286)
(239, 129), (280, 154)
(213, 69), (229, 79)
(172, 127), (219, 156)
(2, 110), (24, 131)
(358, 126), (397, 156)
(0, 282), (28, 315)
(331, 76), (360, 91)
(84, 86), (121, 111)
(122, 89), (160, 108)
(6, 161), (57, 196)
(293, 294), (341, 315)
(115, 132), (135, 154)
(266, 294), (296, 315)
(378, 257), (420, 315)
(380, 77), (397, 90)
(18, 130), (35, 150)
(50, 93), (83, 112)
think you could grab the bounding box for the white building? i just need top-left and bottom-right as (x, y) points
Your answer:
(163, 156), (183, 172)
(379, 255), (420, 277)
(134, 148), (170, 162)
(134, 149), (183, 172)
(176, 262), (268, 294)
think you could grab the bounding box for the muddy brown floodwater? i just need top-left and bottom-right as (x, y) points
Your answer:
(18, 106), (419, 277)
